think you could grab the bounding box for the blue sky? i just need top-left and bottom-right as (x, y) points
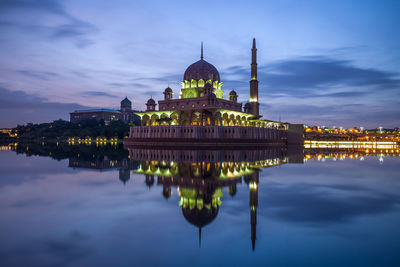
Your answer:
(0, 0), (399, 128)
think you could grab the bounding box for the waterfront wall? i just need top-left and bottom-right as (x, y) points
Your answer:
(125, 126), (290, 147)
(287, 123), (304, 145)
(128, 125), (284, 140)
(125, 125), (304, 146)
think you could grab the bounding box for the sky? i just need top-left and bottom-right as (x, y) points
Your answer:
(0, 0), (399, 128)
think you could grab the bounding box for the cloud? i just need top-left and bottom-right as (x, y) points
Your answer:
(261, 56), (400, 94)
(222, 56), (400, 97)
(81, 91), (118, 98)
(0, 230), (92, 267)
(258, 182), (400, 225)
(49, 20), (98, 48)
(0, 87), (91, 127)
(0, 0), (97, 48)
(220, 55), (400, 127)
(108, 82), (150, 89)
(0, 0), (66, 15)
(16, 70), (59, 80)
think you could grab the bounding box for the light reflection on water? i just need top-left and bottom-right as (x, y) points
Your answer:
(0, 143), (399, 267)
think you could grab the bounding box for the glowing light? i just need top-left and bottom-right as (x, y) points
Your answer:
(249, 182), (257, 190)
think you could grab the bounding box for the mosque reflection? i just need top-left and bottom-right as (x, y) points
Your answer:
(128, 148), (293, 250)
(6, 142), (400, 250)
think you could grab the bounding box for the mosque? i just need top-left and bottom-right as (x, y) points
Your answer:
(124, 39), (303, 146)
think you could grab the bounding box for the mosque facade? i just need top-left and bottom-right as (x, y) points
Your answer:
(124, 39), (303, 146)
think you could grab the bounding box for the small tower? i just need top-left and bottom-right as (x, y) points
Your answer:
(119, 169), (130, 185)
(120, 97), (132, 112)
(145, 175), (155, 188)
(146, 98), (156, 111)
(120, 97), (132, 122)
(163, 86), (173, 100)
(249, 38), (259, 116)
(244, 102), (251, 113)
(229, 90), (238, 102)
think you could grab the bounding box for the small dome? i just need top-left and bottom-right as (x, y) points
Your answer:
(121, 97), (131, 106)
(164, 87), (173, 93)
(146, 98), (156, 105)
(229, 90), (237, 96)
(184, 59), (220, 82)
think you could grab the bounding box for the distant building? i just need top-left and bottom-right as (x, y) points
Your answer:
(70, 97), (139, 125)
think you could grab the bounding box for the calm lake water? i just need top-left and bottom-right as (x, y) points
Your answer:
(1, 143), (400, 267)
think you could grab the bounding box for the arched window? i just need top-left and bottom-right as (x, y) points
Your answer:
(198, 79), (204, 87)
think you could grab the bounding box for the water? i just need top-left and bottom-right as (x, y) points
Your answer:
(1, 143), (400, 267)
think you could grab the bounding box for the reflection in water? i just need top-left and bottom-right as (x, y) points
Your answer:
(128, 147), (304, 251)
(305, 145), (400, 163)
(4, 142), (400, 253)
(7, 142), (301, 251)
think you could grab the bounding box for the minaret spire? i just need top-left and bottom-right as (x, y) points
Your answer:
(249, 38), (260, 117)
(198, 227), (202, 248)
(201, 42), (204, 60)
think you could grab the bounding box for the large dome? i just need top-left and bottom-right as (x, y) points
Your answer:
(182, 206), (219, 228)
(183, 59), (220, 82)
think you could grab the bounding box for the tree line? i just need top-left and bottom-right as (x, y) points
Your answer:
(9, 119), (134, 140)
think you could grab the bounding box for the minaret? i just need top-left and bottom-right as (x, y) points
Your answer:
(250, 38), (259, 116)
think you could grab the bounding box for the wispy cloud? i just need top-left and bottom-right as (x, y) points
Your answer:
(0, 87), (91, 127)
(0, 0), (97, 48)
(16, 70), (59, 80)
(81, 91), (118, 98)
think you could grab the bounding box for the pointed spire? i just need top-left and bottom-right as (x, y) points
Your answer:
(199, 227), (202, 248)
(200, 42), (204, 60)
(253, 38), (256, 48)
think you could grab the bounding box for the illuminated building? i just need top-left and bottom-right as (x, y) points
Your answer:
(124, 39), (303, 146)
(70, 97), (140, 125)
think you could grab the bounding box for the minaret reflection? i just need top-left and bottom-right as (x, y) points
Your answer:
(145, 175), (155, 189)
(245, 171), (259, 251)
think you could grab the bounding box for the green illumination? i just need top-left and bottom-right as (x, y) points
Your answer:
(218, 167), (254, 179)
(179, 187), (223, 210)
(249, 182), (257, 190)
(217, 109), (254, 118)
(135, 111), (174, 118)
